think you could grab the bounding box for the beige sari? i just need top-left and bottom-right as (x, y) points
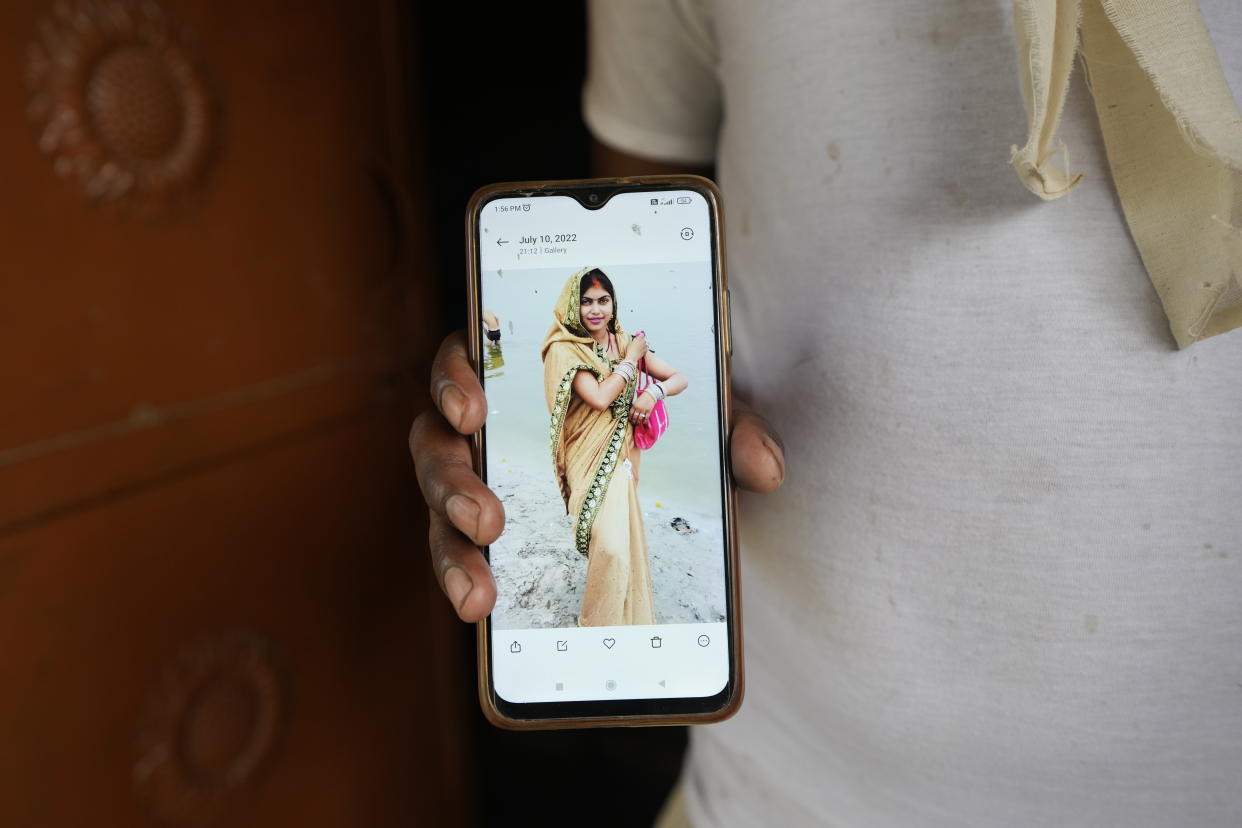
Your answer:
(541, 269), (655, 627)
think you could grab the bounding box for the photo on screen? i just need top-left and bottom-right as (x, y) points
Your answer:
(482, 261), (727, 631)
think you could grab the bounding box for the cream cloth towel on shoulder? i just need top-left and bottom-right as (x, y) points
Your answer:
(1012, 0), (1242, 348)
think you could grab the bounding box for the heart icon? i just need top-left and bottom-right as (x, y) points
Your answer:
(603, 638), (616, 649)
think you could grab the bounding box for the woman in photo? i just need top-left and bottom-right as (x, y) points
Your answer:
(541, 267), (688, 626)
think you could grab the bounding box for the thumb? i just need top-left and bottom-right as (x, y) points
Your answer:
(729, 404), (785, 493)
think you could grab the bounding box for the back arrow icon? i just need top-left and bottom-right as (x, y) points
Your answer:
(497, 238), (509, 246)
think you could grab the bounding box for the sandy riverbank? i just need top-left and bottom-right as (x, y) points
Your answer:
(489, 460), (728, 630)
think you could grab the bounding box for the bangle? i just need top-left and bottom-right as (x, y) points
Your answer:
(654, 381), (667, 400)
(613, 361), (636, 382)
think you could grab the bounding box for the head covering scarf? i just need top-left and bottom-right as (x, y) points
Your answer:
(544, 266), (628, 341)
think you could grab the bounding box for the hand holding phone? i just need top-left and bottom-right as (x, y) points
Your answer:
(409, 337), (783, 613)
(409, 176), (786, 729)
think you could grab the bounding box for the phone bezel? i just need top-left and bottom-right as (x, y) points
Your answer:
(465, 175), (741, 729)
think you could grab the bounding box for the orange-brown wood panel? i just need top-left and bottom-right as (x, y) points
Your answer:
(1, 408), (464, 826)
(0, 0), (469, 824)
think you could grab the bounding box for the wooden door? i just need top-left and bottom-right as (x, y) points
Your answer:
(0, 1), (469, 824)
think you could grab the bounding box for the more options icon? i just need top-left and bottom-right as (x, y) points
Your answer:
(696, 634), (711, 648)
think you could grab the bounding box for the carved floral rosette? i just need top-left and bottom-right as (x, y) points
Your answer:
(25, 0), (214, 212)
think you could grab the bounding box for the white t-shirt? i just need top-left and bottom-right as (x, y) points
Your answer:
(585, 2), (1242, 827)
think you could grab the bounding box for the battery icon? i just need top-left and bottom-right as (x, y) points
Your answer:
(676, 196), (691, 204)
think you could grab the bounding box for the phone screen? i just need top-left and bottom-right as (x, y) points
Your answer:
(475, 184), (735, 717)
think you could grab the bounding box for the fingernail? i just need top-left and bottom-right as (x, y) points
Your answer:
(445, 494), (480, 538)
(760, 434), (785, 485)
(439, 384), (465, 427)
(761, 421), (786, 455)
(444, 565), (474, 612)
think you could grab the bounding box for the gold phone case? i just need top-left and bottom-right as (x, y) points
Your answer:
(465, 175), (742, 729)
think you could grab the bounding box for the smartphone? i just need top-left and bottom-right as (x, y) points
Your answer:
(465, 176), (740, 729)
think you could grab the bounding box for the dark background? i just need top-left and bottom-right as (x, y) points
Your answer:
(414, 5), (687, 827)
(418, 5), (593, 337)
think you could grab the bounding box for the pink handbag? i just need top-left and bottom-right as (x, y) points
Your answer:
(633, 356), (669, 450)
